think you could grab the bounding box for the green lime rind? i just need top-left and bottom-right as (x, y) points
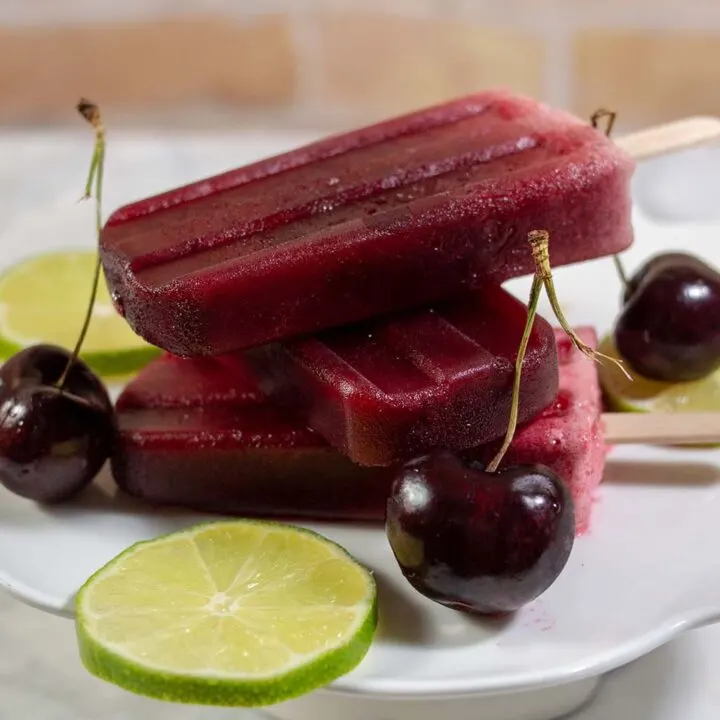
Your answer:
(75, 520), (378, 707)
(76, 603), (377, 707)
(0, 334), (161, 379)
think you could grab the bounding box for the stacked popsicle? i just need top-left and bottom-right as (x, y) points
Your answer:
(115, 327), (605, 532)
(104, 89), (635, 533)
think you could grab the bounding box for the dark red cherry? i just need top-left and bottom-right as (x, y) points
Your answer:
(0, 344), (115, 503)
(386, 452), (575, 615)
(614, 252), (720, 382)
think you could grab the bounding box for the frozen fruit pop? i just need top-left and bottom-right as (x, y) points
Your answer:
(112, 327), (603, 534)
(247, 284), (559, 466)
(100, 89), (634, 356)
(111, 353), (392, 521)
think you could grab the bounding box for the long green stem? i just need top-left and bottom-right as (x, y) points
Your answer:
(58, 99), (105, 389)
(486, 275), (543, 473)
(591, 108), (629, 292)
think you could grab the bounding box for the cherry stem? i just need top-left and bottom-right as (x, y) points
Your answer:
(488, 228), (634, 472)
(530, 230), (632, 379)
(58, 99), (105, 390)
(591, 108), (629, 292)
(486, 275), (542, 473)
(590, 108), (616, 137)
(612, 255), (629, 288)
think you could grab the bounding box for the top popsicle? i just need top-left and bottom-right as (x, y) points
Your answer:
(101, 89), (634, 356)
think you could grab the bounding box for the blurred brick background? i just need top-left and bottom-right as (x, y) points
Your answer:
(1, 0), (719, 131)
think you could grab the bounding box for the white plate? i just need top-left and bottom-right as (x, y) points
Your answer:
(0, 141), (719, 719)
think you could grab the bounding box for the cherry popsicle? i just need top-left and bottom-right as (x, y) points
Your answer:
(112, 328), (592, 530)
(111, 353), (392, 521)
(100, 89), (634, 356)
(246, 283), (559, 467)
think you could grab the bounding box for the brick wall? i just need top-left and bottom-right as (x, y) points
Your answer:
(1, 0), (719, 131)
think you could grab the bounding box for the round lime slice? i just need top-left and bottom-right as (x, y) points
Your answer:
(76, 520), (377, 707)
(0, 251), (160, 377)
(598, 335), (720, 413)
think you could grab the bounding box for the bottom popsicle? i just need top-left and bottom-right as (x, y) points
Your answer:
(112, 327), (604, 533)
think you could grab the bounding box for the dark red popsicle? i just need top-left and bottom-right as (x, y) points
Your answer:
(111, 328), (602, 534)
(247, 284), (558, 466)
(111, 353), (391, 521)
(100, 89), (634, 356)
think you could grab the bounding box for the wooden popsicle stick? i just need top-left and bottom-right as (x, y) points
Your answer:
(615, 116), (720, 160)
(603, 412), (720, 446)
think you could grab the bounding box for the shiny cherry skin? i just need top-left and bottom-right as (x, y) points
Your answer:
(614, 252), (720, 382)
(0, 344), (115, 503)
(621, 252), (708, 304)
(386, 452), (575, 615)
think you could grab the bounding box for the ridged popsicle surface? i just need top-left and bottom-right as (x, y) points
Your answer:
(247, 285), (559, 466)
(112, 327), (603, 533)
(101, 90), (634, 356)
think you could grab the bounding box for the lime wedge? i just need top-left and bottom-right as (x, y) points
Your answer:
(0, 251), (160, 378)
(76, 521), (377, 707)
(598, 335), (720, 413)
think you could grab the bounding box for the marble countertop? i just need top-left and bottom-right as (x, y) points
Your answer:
(1, 129), (718, 720)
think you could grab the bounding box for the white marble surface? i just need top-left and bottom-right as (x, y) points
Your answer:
(1, 130), (719, 719)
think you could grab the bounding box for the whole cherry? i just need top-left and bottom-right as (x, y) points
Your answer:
(386, 452), (574, 615)
(0, 345), (114, 503)
(0, 100), (116, 504)
(386, 231), (581, 616)
(614, 252), (720, 382)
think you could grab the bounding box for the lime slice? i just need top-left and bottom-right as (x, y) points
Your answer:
(76, 520), (377, 707)
(598, 335), (720, 413)
(0, 251), (160, 378)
